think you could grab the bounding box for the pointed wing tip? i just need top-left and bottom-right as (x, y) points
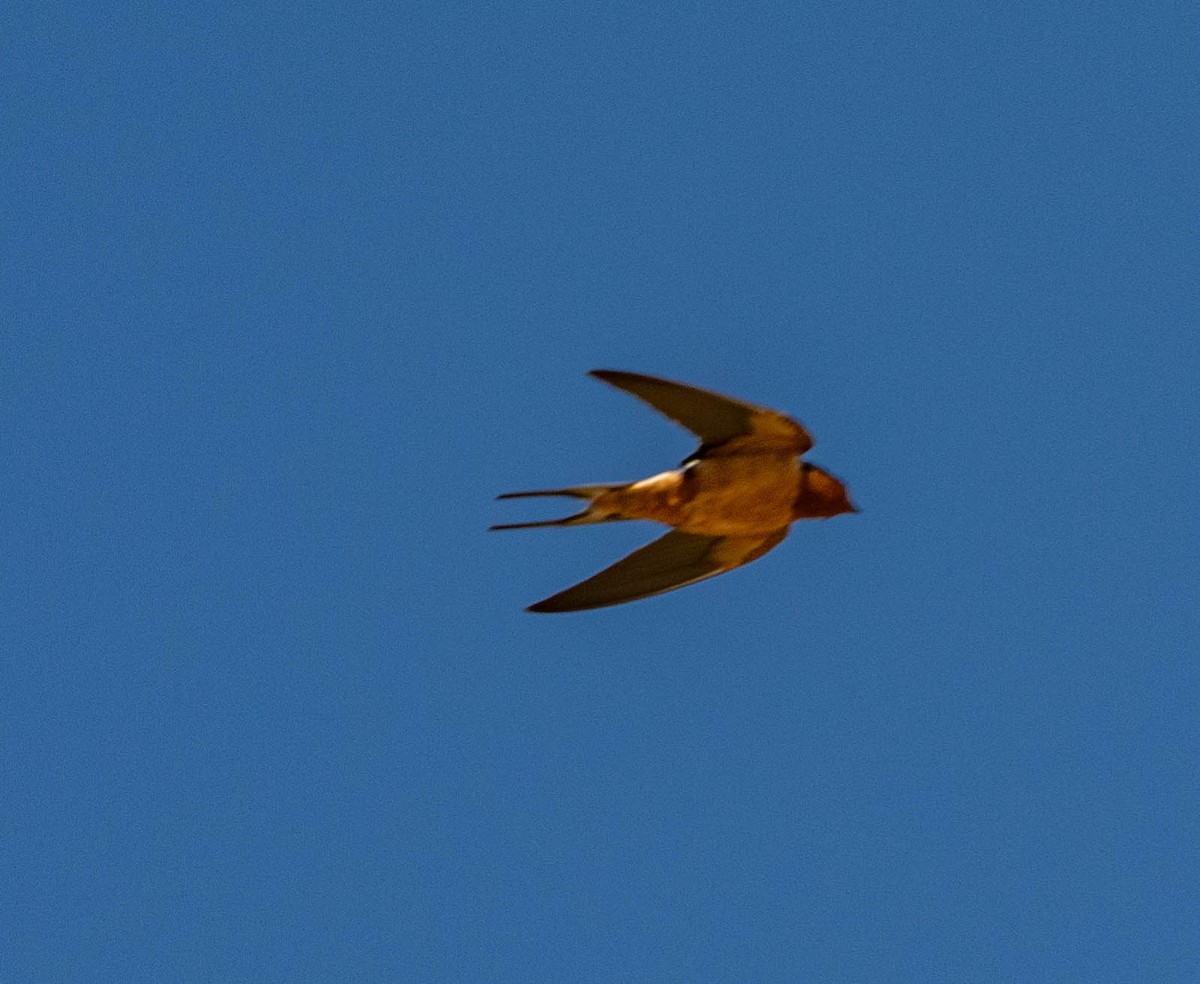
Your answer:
(526, 598), (579, 613)
(526, 588), (622, 612)
(526, 592), (624, 614)
(590, 368), (651, 386)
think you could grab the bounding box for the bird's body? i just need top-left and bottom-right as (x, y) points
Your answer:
(563, 454), (850, 536)
(493, 370), (856, 612)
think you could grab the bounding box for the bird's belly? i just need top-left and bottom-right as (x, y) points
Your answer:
(598, 457), (798, 534)
(675, 456), (798, 535)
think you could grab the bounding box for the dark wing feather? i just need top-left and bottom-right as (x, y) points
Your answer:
(589, 369), (812, 457)
(527, 527), (788, 613)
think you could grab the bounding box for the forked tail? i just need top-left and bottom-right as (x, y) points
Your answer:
(490, 483), (627, 531)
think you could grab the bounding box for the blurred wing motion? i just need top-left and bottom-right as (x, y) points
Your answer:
(528, 527), (789, 613)
(590, 369), (812, 458)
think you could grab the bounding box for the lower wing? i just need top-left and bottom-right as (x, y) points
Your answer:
(527, 527), (788, 613)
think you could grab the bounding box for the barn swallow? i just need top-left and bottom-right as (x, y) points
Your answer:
(492, 370), (856, 613)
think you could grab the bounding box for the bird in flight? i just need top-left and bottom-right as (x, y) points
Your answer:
(492, 370), (856, 613)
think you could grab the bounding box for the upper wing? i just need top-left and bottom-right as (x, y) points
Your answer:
(527, 527), (789, 613)
(590, 369), (812, 458)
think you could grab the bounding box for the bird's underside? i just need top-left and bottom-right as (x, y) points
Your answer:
(492, 369), (853, 613)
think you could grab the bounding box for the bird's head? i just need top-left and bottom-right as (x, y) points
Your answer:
(797, 463), (859, 518)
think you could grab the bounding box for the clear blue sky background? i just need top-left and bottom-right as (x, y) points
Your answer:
(6, 1), (1198, 980)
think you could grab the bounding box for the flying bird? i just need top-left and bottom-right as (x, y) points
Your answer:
(492, 370), (856, 613)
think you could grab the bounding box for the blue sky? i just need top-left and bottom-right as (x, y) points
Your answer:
(6, 1), (1198, 980)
